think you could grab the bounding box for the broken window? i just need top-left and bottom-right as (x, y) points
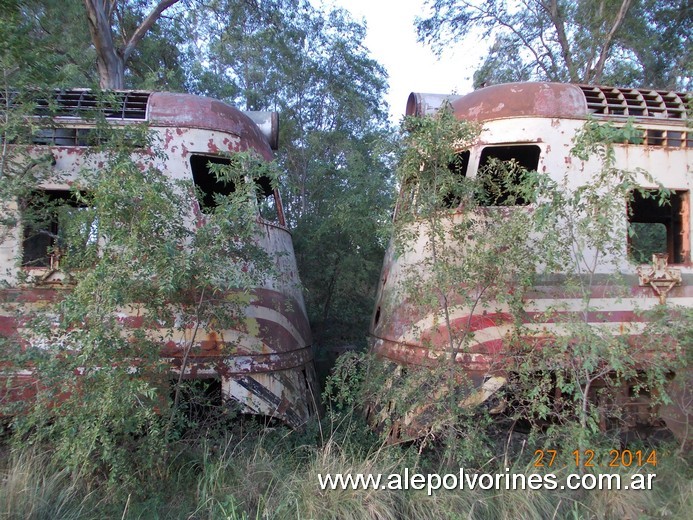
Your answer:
(394, 150), (472, 216)
(22, 190), (95, 268)
(442, 150), (471, 208)
(628, 190), (690, 264)
(190, 154), (282, 223)
(255, 175), (282, 224)
(32, 128), (94, 146)
(29, 126), (146, 148)
(476, 145), (541, 206)
(190, 155), (237, 211)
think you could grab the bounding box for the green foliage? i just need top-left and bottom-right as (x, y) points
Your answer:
(291, 131), (395, 348)
(2, 1), (191, 90)
(0, 110), (278, 492)
(417, 0), (692, 89)
(193, 1), (396, 350)
(0, 1), (74, 88)
(1, 0), (96, 88)
(371, 108), (688, 456)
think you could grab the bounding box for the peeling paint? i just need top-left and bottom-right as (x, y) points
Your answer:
(207, 139), (219, 154)
(0, 90), (317, 428)
(374, 82), (692, 442)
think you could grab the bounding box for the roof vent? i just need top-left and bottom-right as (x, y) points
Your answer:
(1, 89), (151, 120)
(579, 85), (689, 119)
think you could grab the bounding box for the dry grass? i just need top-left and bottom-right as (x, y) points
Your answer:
(0, 425), (690, 520)
(0, 448), (90, 520)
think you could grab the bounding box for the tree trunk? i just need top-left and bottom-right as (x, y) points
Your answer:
(83, 0), (124, 88)
(83, 0), (179, 89)
(589, 0), (632, 84)
(543, 0), (580, 82)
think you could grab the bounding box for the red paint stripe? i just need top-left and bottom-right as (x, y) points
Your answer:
(419, 313), (514, 347)
(527, 284), (693, 299)
(159, 317), (308, 357)
(375, 276), (693, 338)
(3, 288), (311, 337)
(388, 308), (650, 351)
(0, 288), (64, 303)
(372, 330), (678, 373)
(531, 309), (648, 324)
(0, 316), (18, 335)
(251, 288), (312, 341)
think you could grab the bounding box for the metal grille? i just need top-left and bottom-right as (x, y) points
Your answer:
(30, 127), (114, 146)
(1, 89), (150, 120)
(30, 127), (145, 148)
(579, 85), (690, 119)
(642, 129), (692, 148)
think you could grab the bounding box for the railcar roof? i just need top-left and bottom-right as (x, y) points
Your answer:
(1, 89), (275, 156)
(407, 82), (691, 123)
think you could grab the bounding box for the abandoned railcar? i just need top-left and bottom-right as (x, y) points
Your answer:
(0, 89), (317, 428)
(369, 82), (691, 440)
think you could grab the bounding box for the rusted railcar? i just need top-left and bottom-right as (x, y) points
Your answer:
(0, 89), (317, 428)
(369, 82), (691, 441)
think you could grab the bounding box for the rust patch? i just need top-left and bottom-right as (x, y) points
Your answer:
(207, 139), (219, 154)
(163, 128), (175, 149)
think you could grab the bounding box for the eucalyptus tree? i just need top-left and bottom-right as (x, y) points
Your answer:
(417, 0), (692, 90)
(2, 0), (189, 90)
(83, 0), (181, 88)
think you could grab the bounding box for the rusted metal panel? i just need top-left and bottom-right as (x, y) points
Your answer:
(0, 90), (316, 428)
(148, 92), (276, 159)
(407, 82), (691, 124)
(450, 82), (588, 122)
(405, 93), (463, 117)
(370, 82), (692, 442)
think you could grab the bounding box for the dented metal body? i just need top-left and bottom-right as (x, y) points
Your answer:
(0, 90), (317, 428)
(370, 82), (692, 440)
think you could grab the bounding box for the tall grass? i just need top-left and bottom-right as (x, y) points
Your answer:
(0, 449), (90, 520)
(0, 419), (690, 519)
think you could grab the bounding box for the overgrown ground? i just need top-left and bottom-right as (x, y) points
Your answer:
(1, 405), (690, 520)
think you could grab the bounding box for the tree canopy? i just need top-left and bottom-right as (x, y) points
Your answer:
(417, 0), (692, 90)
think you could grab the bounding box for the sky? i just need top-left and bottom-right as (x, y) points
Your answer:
(321, 0), (486, 123)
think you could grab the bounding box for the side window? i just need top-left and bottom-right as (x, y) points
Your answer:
(395, 150), (472, 217)
(629, 190), (690, 264)
(443, 150), (471, 208)
(255, 175), (283, 224)
(476, 145), (541, 206)
(190, 154), (283, 224)
(190, 154), (236, 211)
(22, 190), (94, 268)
